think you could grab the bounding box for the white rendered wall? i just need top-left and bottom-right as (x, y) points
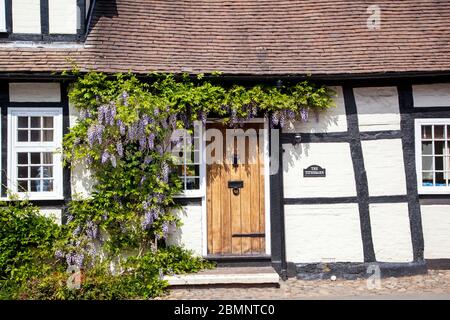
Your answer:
(49, 0), (77, 34)
(421, 205), (450, 259)
(361, 139), (407, 197)
(369, 203), (413, 262)
(40, 208), (62, 225)
(167, 205), (203, 256)
(12, 0), (41, 34)
(283, 86), (347, 133)
(285, 204), (364, 263)
(283, 142), (357, 198)
(413, 83), (450, 107)
(9, 83), (61, 102)
(69, 102), (95, 198)
(354, 87), (400, 132)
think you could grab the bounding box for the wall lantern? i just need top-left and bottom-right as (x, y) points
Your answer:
(293, 133), (302, 146)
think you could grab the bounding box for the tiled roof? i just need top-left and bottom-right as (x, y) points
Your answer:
(1, 0), (450, 76)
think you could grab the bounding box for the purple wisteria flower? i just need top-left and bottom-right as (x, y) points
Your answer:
(162, 222), (169, 238)
(161, 162), (170, 183)
(72, 226), (81, 237)
(169, 114), (177, 129)
(300, 108), (309, 122)
(55, 249), (65, 259)
(144, 155), (153, 165)
(101, 150), (110, 164)
(117, 119), (126, 136)
(122, 91), (129, 106)
(147, 133), (155, 150)
(66, 214), (74, 224)
(271, 112), (280, 127)
(199, 111), (207, 125)
(86, 220), (98, 240)
(110, 154), (117, 168)
(116, 141), (124, 158)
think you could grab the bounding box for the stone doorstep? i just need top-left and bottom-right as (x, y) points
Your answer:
(164, 267), (280, 286)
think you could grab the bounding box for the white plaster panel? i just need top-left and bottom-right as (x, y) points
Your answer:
(362, 139), (407, 197)
(354, 87), (400, 131)
(413, 83), (450, 107)
(283, 86), (347, 133)
(69, 102), (95, 198)
(283, 142), (357, 198)
(421, 205), (450, 259)
(285, 204), (364, 263)
(49, 0), (77, 34)
(0, 0), (6, 32)
(71, 160), (95, 199)
(9, 83), (61, 102)
(167, 205), (203, 256)
(369, 203), (413, 262)
(12, 0), (41, 34)
(40, 208), (62, 225)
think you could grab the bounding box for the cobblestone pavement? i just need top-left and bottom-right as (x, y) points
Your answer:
(162, 270), (450, 300)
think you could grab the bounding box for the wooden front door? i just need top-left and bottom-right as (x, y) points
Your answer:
(206, 122), (266, 256)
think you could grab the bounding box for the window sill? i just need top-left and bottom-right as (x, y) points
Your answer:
(5, 193), (64, 201)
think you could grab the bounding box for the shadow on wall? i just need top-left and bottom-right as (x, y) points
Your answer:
(282, 110), (341, 171)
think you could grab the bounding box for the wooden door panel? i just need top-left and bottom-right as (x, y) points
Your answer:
(207, 122), (265, 256)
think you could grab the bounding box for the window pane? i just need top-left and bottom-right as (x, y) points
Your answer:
(31, 153), (40, 164)
(30, 180), (40, 192)
(42, 153), (52, 164)
(435, 141), (445, 155)
(17, 130), (28, 142)
(422, 141), (432, 155)
(18, 167), (28, 178)
(435, 156), (444, 170)
(43, 117), (53, 128)
(30, 166), (41, 178)
(422, 156), (433, 171)
(42, 180), (53, 192)
(186, 177), (199, 190)
(18, 153), (28, 164)
(422, 126), (432, 139)
(185, 165), (198, 177)
(436, 172), (446, 186)
(422, 172), (433, 186)
(30, 130), (40, 141)
(42, 130), (53, 142)
(18, 180), (28, 192)
(18, 117), (28, 128)
(30, 117), (41, 128)
(435, 125), (445, 139)
(42, 166), (53, 178)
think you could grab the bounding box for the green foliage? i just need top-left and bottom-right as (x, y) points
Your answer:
(0, 199), (61, 284)
(1, 71), (333, 300)
(16, 247), (213, 300)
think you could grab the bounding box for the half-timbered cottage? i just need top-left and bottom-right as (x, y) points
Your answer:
(1, 0), (450, 279)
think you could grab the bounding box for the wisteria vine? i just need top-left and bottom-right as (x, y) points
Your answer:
(57, 72), (334, 269)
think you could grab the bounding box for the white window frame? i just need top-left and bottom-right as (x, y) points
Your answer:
(8, 108), (63, 200)
(174, 122), (205, 198)
(415, 118), (450, 194)
(0, 0), (6, 32)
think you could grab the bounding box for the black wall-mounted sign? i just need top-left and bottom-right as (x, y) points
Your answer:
(303, 165), (326, 178)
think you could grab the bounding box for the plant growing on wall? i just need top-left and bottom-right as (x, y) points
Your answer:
(61, 71), (335, 270)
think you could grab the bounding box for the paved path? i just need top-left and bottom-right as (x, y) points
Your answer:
(163, 270), (450, 300)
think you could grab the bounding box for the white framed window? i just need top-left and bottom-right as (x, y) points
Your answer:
(415, 118), (450, 194)
(0, 0), (6, 32)
(8, 108), (63, 200)
(173, 121), (205, 197)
